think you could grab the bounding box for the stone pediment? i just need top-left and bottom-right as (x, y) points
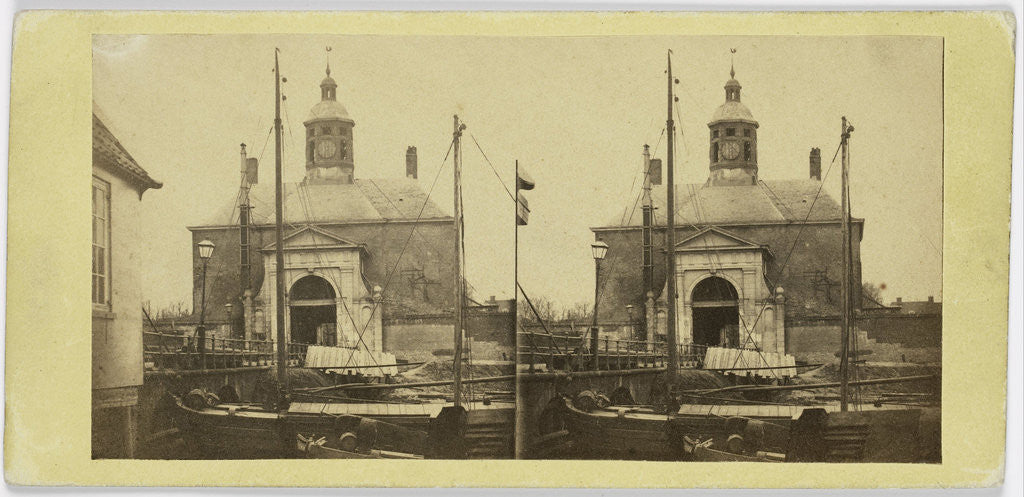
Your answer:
(675, 227), (764, 252)
(263, 225), (364, 252)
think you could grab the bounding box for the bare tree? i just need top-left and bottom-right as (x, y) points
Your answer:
(862, 282), (884, 306)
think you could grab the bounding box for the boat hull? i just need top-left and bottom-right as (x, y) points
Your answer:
(173, 401), (294, 459)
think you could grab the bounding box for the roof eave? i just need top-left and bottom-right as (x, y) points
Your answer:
(93, 156), (163, 197)
(590, 217), (865, 232)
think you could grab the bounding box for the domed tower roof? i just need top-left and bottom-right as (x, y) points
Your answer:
(710, 100), (755, 123)
(306, 99), (353, 124)
(304, 64), (354, 124)
(709, 66), (757, 125)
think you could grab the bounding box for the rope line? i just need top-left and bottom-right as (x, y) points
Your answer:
(468, 133), (515, 203)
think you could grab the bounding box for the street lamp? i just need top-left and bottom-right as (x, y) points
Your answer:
(626, 304), (636, 341)
(590, 240), (609, 371)
(225, 303), (234, 338)
(197, 239), (215, 369)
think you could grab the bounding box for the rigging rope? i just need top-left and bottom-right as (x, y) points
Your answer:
(724, 139), (845, 365)
(468, 133), (514, 203)
(334, 138), (457, 372)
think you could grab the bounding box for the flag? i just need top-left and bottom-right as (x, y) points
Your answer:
(516, 192), (530, 226)
(516, 167), (534, 225)
(517, 167), (535, 191)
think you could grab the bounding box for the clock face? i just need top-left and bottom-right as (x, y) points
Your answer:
(316, 140), (337, 160)
(722, 141), (740, 160)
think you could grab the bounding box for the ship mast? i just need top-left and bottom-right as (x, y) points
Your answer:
(452, 115), (467, 408)
(274, 50), (289, 407)
(665, 51), (679, 377)
(641, 144), (654, 348)
(839, 116), (855, 412)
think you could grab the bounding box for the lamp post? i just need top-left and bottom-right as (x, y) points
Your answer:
(590, 241), (609, 371)
(225, 303), (234, 338)
(197, 239), (215, 369)
(626, 304), (636, 342)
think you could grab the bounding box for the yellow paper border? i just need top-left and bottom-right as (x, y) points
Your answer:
(5, 10), (1015, 487)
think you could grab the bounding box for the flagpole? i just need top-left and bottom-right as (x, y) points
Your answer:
(513, 159), (523, 459)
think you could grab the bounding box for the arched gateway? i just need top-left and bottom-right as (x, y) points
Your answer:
(690, 276), (739, 347)
(288, 275), (337, 345)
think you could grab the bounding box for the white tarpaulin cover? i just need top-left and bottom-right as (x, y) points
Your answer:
(702, 346), (797, 378)
(304, 345), (398, 376)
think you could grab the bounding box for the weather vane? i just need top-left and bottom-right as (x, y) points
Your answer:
(326, 46), (332, 76)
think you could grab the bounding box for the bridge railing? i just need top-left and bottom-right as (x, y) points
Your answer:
(517, 329), (707, 373)
(143, 331), (308, 372)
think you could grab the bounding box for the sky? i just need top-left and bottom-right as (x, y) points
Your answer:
(93, 34), (943, 312)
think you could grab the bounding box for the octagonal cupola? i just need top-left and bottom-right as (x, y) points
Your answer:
(304, 62), (356, 184)
(708, 63), (759, 186)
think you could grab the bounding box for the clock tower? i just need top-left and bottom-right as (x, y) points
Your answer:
(708, 64), (759, 186)
(304, 63), (355, 184)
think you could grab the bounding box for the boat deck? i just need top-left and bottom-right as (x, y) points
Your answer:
(185, 400), (514, 420)
(288, 401), (514, 418)
(582, 402), (912, 421)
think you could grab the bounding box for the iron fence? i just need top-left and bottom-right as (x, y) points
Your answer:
(143, 331), (308, 372)
(517, 329), (707, 373)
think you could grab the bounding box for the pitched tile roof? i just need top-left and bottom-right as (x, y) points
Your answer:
(92, 112), (162, 191)
(200, 177), (450, 227)
(604, 179), (844, 228)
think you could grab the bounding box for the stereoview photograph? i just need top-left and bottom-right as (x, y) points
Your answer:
(513, 36), (943, 462)
(90, 33), (947, 464)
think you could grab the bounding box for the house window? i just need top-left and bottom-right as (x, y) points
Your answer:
(92, 177), (111, 308)
(321, 126), (332, 136)
(725, 128), (735, 137)
(712, 130), (719, 139)
(743, 129), (751, 137)
(744, 142), (752, 161)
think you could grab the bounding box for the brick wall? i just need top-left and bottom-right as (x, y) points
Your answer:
(788, 314), (941, 363)
(189, 219), (455, 328)
(382, 315), (513, 362)
(592, 221), (864, 325)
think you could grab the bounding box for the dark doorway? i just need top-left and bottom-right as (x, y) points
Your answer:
(288, 275), (337, 345)
(290, 305), (337, 345)
(691, 277), (739, 347)
(692, 306), (739, 347)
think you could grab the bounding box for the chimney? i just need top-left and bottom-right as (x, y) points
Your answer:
(649, 158), (663, 185)
(240, 143), (258, 184)
(895, 297), (902, 304)
(809, 148), (821, 180)
(246, 158), (259, 184)
(406, 146), (418, 179)
(928, 296), (934, 303)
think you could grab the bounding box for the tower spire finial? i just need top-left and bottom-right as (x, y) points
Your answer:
(730, 48), (736, 78)
(325, 46), (332, 76)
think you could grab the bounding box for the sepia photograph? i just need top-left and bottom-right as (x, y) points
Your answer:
(91, 33), (944, 463)
(92, 35), (518, 460)
(4, 9), (1012, 487)
(514, 36), (944, 462)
